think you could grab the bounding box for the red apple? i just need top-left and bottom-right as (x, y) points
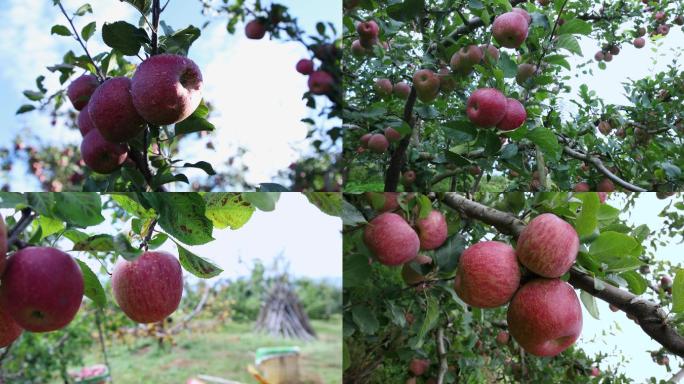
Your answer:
(384, 127), (402, 142)
(393, 82), (411, 99)
(357, 20), (379, 41)
(481, 44), (500, 65)
(375, 78), (393, 97)
(574, 182), (591, 192)
(507, 278), (582, 357)
(364, 213), (420, 266)
(661, 275), (673, 288)
(351, 40), (369, 57)
(78, 105), (96, 136)
(656, 24), (670, 35)
(402, 170), (416, 185)
(295, 59), (314, 75)
(81, 129), (128, 174)
(496, 330), (510, 345)
(412, 69), (440, 103)
(516, 213), (579, 278)
(0, 305), (22, 348)
(594, 51), (605, 61)
(112, 251), (183, 323)
(590, 367), (600, 377)
(496, 98), (526, 131)
(131, 54), (203, 125)
(245, 19), (267, 39)
(368, 134), (389, 153)
(365, 192), (399, 212)
(415, 210), (447, 250)
(598, 192), (608, 203)
(466, 88), (507, 127)
(0, 215), (6, 276)
(598, 121), (612, 135)
(597, 178), (615, 192)
(67, 74), (99, 111)
(454, 241), (520, 308)
(308, 71), (335, 95)
(511, 8), (532, 25)
(516, 63), (537, 85)
(0, 247), (84, 332)
(492, 12), (529, 49)
(409, 358), (430, 376)
(89, 77), (146, 142)
(360, 133), (372, 148)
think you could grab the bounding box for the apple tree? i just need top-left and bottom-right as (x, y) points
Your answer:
(0, 191), (342, 382)
(343, 192), (684, 383)
(11, 0), (341, 192)
(342, 0), (684, 193)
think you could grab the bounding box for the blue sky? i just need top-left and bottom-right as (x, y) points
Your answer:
(0, 0), (342, 190)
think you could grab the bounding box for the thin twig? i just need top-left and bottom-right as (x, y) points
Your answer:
(56, 2), (105, 81)
(7, 208), (35, 248)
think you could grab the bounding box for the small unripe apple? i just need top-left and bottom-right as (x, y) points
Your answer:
(365, 192), (399, 212)
(360, 133), (372, 147)
(466, 88), (507, 127)
(0, 247), (84, 332)
(375, 78), (393, 97)
(296, 59), (314, 75)
(492, 12), (529, 49)
(368, 134), (389, 153)
(415, 210), (447, 250)
(516, 63), (537, 85)
(496, 331), (510, 345)
(363, 213), (420, 266)
(245, 19), (267, 39)
(384, 127), (402, 142)
(67, 74), (99, 111)
(308, 71), (335, 95)
(454, 241), (520, 308)
(409, 358), (430, 376)
(597, 178), (615, 192)
(516, 213), (579, 278)
(507, 278), (583, 357)
(412, 69), (440, 103)
(131, 54), (204, 125)
(393, 82), (411, 99)
(402, 170), (416, 186)
(112, 251), (183, 323)
(89, 77), (146, 143)
(496, 98), (526, 131)
(574, 182), (591, 192)
(81, 129), (128, 174)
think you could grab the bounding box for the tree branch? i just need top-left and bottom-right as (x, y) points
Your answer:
(384, 87), (417, 191)
(56, 2), (105, 82)
(7, 208), (35, 248)
(561, 145), (647, 192)
(441, 192), (684, 357)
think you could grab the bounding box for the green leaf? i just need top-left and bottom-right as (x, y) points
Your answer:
(258, 183), (290, 192)
(352, 305), (379, 335)
(0, 193), (27, 208)
(387, 0), (426, 21)
(161, 25), (201, 56)
(580, 290), (600, 319)
(557, 19), (592, 36)
(433, 234), (466, 273)
(73, 233), (143, 260)
(76, 259), (106, 307)
(153, 193), (214, 245)
(51, 25), (72, 36)
(672, 269), (684, 313)
(555, 34), (582, 55)
(588, 232), (642, 272)
(121, 0), (151, 13)
(304, 193), (341, 217)
(74, 4), (92, 16)
(526, 127), (561, 160)
(175, 241), (223, 278)
(16, 104), (36, 114)
(174, 102), (215, 135)
(243, 193), (280, 212)
(182, 161), (216, 175)
(110, 193), (156, 219)
(81, 21), (96, 41)
(575, 193), (599, 238)
(342, 200), (366, 226)
(203, 193), (255, 230)
(35, 216), (64, 240)
(23, 90), (44, 101)
(53, 193), (104, 227)
(412, 296), (439, 349)
(620, 270), (647, 295)
(343, 252), (371, 288)
(102, 21), (149, 56)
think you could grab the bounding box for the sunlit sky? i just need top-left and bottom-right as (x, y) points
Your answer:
(0, 0), (342, 191)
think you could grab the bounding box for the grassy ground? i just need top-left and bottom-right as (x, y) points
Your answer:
(72, 317), (341, 384)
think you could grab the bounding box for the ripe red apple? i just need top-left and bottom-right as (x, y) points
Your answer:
(0, 215), (6, 276)
(360, 133), (372, 148)
(656, 24), (670, 35)
(481, 44), (500, 65)
(496, 331), (510, 345)
(308, 71), (335, 95)
(492, 12), (529, 49)
(574, 182), (591, 192)
(89, 77), (145, 142)
(357, 20), (380, 41)
(365, 192), (399, 212)
(496, 98), (526, 131)
(401, 254), (433, 285)
(67, 74), (99, 111)
(597, 178), (615, 192)
(511, 8), (532, 25)
(610, 46), (620, 55)
(245, 19), (267, 39)
(460, 45), (484, 66)
(590, 367), (600, 377)
(368, 134), (389, 153)
(112, 251), (183, 323)
(454, 241), (520, 308)
(363, 213), (420, 266)
(131, 54), (203, 125)
(654, 11), (666, 21)
(77, 105), (96, 136)
(402, 170), (416, 185)
(0, 305), (22, 348)
(409, 358), (430, 376)
(375, 78), (393, 97)
(384, 127), (402, 142)
(296, 59), (314, 75)
(81, 129), (128, 174)
(412, 69), (440, 103)
(516, 63), (537, 85)
(661, 275), (673, 288)
(415, 210), (447, 250)
(594, 51), (605, 61)
(603, 52), (613, 62)
(0, 247), (84, 332)
(507, 278), (583, 357)
(393, 82), (411, 99)
(516, 213), (579, 278)
(466, 88), (507, 127)
(598, 121), (612, 135)
(351, 40), (369, 57)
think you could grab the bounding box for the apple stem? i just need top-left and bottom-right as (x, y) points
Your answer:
(56, 2), (105, 82)
(7, 208), (35, 249)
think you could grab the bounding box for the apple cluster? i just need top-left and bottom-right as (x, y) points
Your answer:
(68, 54), (203, 175)
(466, 88), (527, 131)
(352, 20), (390, 57)
(295, 58), (335, 96)
(455, 213), (582, 357)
